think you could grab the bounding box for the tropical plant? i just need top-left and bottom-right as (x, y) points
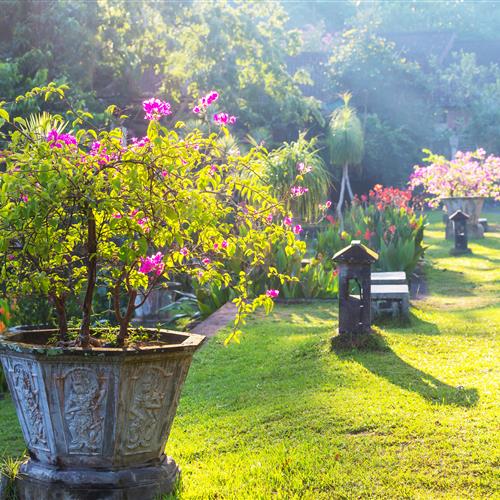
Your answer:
(326, 93), (364, 228)
(409, 149), (500, 207)
(315, 185), (426, 274)
(261, 132), (331, 222)
(0, 84), (304, 346)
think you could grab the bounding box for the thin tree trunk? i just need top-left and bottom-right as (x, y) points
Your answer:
(117, 289), (137, 347)
(345, 165), (354, 201)
(52, 294), (68, 341)
(336, 164), (348, 232)
(80, 206), (97, 347)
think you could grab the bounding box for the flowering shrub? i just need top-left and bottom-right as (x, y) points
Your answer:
(409, 149), (500, 207)
(0, 84), (303, 346)
(315, 185), (426, 273)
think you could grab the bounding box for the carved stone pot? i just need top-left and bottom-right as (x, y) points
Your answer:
(441, 196), (485, 239)
(0, 328), (205, 500)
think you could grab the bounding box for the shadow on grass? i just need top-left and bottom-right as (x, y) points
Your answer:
(374, 311), (441, 335)
(335, 335), (479, 407)
(426, 266), (478, 296)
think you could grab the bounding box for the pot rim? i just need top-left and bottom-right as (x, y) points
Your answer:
(440, 196), (487, 200)
(0, 327), (205, 357)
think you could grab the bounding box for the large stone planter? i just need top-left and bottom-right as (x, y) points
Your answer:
(441, 197), (485, 239)
(0, 328), (205, 499)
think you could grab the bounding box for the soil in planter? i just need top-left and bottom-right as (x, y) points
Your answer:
(10, 327), (189, 350)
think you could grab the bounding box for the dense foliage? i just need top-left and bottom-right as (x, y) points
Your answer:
(2, 1), (500, 192)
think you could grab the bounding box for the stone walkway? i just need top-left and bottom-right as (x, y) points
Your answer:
(190, 302), (237, 338)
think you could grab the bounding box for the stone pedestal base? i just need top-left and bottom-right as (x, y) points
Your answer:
(15, 455), (180, 500)
(450, 247), (472, 256)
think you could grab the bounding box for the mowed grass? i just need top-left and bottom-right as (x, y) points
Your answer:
(1, 212), (499, 498)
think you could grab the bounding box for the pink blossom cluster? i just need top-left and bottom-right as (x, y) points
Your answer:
(89, 141), (110, 165)
(213, 113), (236, 125)
(297, 162), (312, 174)
(409, 149), (500, 208)
(143, 98), (172, 121)
(46, 129), (77, 149)
(138, 252), (165, 276)
(291, 186), (309, 197)
(193, 91), (219, 113)
(266, 289), (279, 298)
(130, 136), (150, 148)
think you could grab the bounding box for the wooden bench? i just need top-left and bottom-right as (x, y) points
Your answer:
(371, 271), (406, 285)
(370, 273), (410, 319)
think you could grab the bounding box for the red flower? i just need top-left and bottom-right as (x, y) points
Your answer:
(388, 224), (396, 234)
(364, 229), (374, 240)
(326, 215), (336, 225)
(355, 229), (362, 236)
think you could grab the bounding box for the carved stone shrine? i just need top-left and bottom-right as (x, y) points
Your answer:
(332, 240), (379, 341)
(449, 210), (472, 256)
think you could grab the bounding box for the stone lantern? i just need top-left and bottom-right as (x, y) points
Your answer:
(449, 210), (472, 255)
(332, 240), (378, 340)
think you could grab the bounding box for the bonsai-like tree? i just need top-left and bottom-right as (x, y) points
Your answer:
(0, 84), (304, 347)
(327, 93), (364, 229)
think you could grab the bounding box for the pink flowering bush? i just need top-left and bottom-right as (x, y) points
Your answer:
(409, 149), (500, 208)
(0, 84), (303, 346)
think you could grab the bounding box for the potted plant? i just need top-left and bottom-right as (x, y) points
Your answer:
(0, 85), (302, 498)
(409, 149), (500, 239)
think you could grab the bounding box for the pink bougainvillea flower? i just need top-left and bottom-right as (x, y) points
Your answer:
(284, 216), (292, 226)
(297, 162), (312, 174)
(266, 214), (273, 223)
(213, 112), (229, 125)
(130, 136), (150, 148)
(130, 208), (139, 217)
(161, 170), (168, 178)
(266, 289), (279, 299)
(138, 252), (165, 276)
(112, 213), (122, 219)
(192, 106), (201, 114)
(46, 129), (77, 149)
(143, 98), (172, 120)
(20, 194), (28, 203)
(180, 247), (189, 256)
(202, 257), (211, 265)
(291, 186), (309, 197)
(228, 115), (237, 124)
(137, 217), (149, 226)
(221, 240), (228, 249)
(213, 242), (219, 250)
(209, 164), (218, 175)
(293, 224), (303, 234)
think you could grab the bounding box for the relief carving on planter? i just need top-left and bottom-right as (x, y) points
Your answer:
(7, 359), (49, 451)
(62, 367), (107, 454)
(125, 366), (173, 453)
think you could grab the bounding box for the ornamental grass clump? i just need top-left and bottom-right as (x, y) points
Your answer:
(0, 84), (303, 347)
(409, 149), (500, 207)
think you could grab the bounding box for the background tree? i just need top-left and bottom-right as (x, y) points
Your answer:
(327, 93), (364, 228)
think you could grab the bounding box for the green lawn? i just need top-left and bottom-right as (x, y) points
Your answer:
(1, 213), (499, 499)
